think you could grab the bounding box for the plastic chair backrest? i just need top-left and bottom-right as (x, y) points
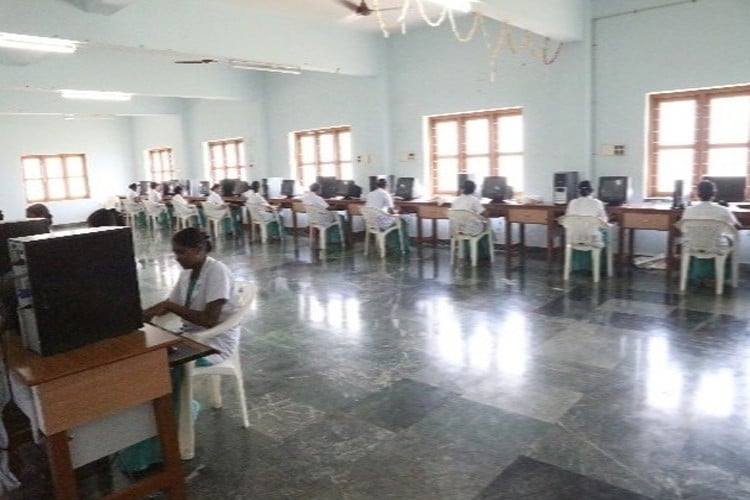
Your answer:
(246, 203), (267, 224)
(143, 199), (163, 215)
(361, 206), (388, 232)
(676, 218), (737, 255)
(304, 205), (334, 227)
(447, 209), (485, 236)
(172, 198), (194, 216)
(558, 215), (609, 248)
(185, 281), (256, 344)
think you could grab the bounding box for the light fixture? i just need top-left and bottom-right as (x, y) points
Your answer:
(60, 89), (132, 101)
(0, 32), (78, 54)
(229, 60), (301, 75)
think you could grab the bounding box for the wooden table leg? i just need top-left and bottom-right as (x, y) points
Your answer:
(153, 394), (186, 499)
(520, 224), (526, 265)
(618, 225), (625, 270)
(505, 221), (513, 276)
(46, 431), (78, 500)
(432, 219), (437, 246)
(292, 210), (298, 247)
(628, 228), (635, 266)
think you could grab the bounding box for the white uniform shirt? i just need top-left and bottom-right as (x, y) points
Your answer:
(206, 190), (225, 207)
(452, 193), (483, 214)
(565, 195), (607, 220)
(365, 188), (394, 212)
(683, 201), (739, 246)
(243, 191), (269, 207)
(126, 189), (140, 202)
(147, 189), (162, 203)
(300, 191), (334, 225)
(168, 256), (237, 363)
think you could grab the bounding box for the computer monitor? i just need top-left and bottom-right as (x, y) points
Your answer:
(317, 176), (338, 199)
(702, 175), (747, 202)
(336, 179), (352, 197)
(395, 177), (415, 200)
(481, 176), (508, 203)
(597, 176), (629, 206)
(281, 179), (295, 198)
(232, 180), (250, 196)
(220, 178), (238, 197)
(198, 180), (211, 196)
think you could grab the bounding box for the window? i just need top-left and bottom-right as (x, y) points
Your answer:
(429, 108), (523, 196)
(294, 126), (352, 188)
(147, 148), (174, 182)
(648, 84), (750, 197)
(206, 138), (245, 181)
(21, 154), (90, 202)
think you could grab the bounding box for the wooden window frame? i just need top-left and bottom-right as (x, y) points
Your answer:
(147, 148), (175, 182)
(648, 84), (750, 198)
(21, 153), (90, 202)
(428, 108), (523, 196)
(294, 126), (352, 184)
(206, 138), (246, 181)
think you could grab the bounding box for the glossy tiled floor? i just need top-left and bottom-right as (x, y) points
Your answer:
(18, 225), (750, 499)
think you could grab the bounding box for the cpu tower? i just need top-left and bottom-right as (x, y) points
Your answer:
(553, 171), (579, 205)
(10, 227), (143, 356)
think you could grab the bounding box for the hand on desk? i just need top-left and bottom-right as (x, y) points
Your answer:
(143, 301), (171, 322)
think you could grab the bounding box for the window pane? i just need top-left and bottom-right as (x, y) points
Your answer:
(436, 158), (458, 193)
(340, 162), (353, 180)
(65, 157), (84, 177)
(227, 168), (239, 178)
(709, 96), (750, 144)
(302, 165), (316, 187)
(68, 177), (87, 198)
(211, 146), (224, 167)
(320, 163), (336, 177)
(47, 179), (67, 199)
(466, 157), (489, 180)
(658, 100), (696, 145)
(25, 180), (45, 201)
(465, 119), (489, 155)
(498, 115), (523, 153)
(45, 157), (64, 178)
(23, 158), (42, 179)
(339, 132), (351, 161)
(319, 134), (335, 163)
(300, 136), (315, 163)
(656, 148), (693, 193)
(225, 145), (237, 167)
(500, 155), (524, 193)
(707, 147), (748, 176)
(435, 122), (458, 156)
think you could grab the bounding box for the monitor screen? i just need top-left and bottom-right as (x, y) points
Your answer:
(161, 181), (177, 196)
(702, 175), (746, 202)
(395, 177), (414, 200)
(138, 181), (150, 196)
(233, 180), (250, 196)
(281, 179), (295, 197)
(598, 176), (629, 206)
(481, 176), (507, 202)
(317, 176), (338, 199)
(336, 179), (353, 197)
(220, 178), (238, 197)
(199, 181), (211, 196)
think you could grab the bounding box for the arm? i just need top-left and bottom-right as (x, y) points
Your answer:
(144, 298), (227, 329)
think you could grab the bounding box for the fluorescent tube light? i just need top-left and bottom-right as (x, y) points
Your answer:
(0, 32), (78, 54)
(230, 61), (301, 75)
(428, 0), (472, 13)
(60, 89), (132, 101)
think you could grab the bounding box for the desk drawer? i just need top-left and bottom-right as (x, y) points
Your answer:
(34, 349), (170, 435)
(418, 206), (448, 219)
(508, 208), (547, 224)
(622, 212), (670, 230)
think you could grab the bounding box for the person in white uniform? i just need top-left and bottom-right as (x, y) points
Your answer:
(126, 183), (142, 203)
(147, 182), (163, 203)
(243, 181), (276, 223)
(143, 227), (238, 365)
(365, 178), (398, 229)
(565, 180), (610, 245)
(301, 182), (337, 226)
(451, 180), (486, 235)
(683, 180), (740, 247)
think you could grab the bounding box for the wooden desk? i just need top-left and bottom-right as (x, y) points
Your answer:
(416, 204), (449, 245)
(504, 204), (566, 272)
(7, 327), (186, 500)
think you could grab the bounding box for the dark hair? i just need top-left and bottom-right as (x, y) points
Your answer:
(377, 178), (387, 189)
(578, 180), (593, 197)
(150, 182), (159, 189)
(463, 180), (476, 195)
(250, 181), (260, 192)
(128, 183), (138, 191)
(172, 227), (212, 252)
(173, 185), (183, 195)
(697, 180), (716, 201)
(211, 183), (221, 191)
(87, 208), (123, 227)
(310, 182), (321, 193)
(26, 203), (53, 224)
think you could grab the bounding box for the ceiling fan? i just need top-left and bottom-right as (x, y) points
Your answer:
(174, 58), (217, 65)
(336, 0), (400, 17)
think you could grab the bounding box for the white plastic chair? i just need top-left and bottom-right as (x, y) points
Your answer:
(447, 209), (494, 267)
(304, 204), (344, 251)
(246, 203), (281, 243)
(143, 199), (168, 229)
(360, 207), (404, 258)
(172, 199), (200, 229)
(121, 199), (144, 226)
(558, 215), (613, 283)
(676, 218), (739, 295)
(204, 204), (234, 237)
(153, 281), (256, 460)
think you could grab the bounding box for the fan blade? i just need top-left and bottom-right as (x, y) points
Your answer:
(336, 0), (360, 12)
(175, 59), (215, 64)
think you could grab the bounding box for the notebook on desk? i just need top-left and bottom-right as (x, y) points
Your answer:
(146, 321), (218, 366)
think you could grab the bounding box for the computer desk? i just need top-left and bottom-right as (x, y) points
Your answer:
(5, 326), (209, 499)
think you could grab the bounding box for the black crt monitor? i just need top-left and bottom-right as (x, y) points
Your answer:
(281, 179), (295, 198)
(138, 181), (150, 196)
(220, 178), (238, 197)
(481, 176), (508, 203)
(233, 180), (250, 196)
(199, 181), (211, 196)
(161, 180), (176, 196)
(597, 176), (629, 206)
(702, 175), (747, 202)
(317, 176), (338, 199)
(395, 177), (415, 200)
(336, 179), (352, 197)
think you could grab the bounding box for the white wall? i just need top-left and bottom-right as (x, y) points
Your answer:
(130, 115), (186, 181)
(0, 115), (134, 223)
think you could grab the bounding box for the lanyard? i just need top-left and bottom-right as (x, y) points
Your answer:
(184, 276), (198, 308)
